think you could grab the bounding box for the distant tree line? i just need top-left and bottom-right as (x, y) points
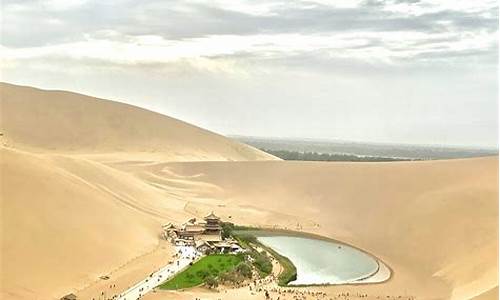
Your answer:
(260, 148), (419, 162)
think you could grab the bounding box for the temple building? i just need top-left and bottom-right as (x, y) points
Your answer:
(200, 212), (223, 242)
(163, 212), (241, 253)
(204, 212), (222, 234)
(165, 212), (222, 244)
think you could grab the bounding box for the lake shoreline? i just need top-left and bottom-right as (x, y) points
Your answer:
(234, 227), (392, 286)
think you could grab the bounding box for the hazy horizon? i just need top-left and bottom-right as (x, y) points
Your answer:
(230, 134), (499, 150)
(2, 0), (498, 148)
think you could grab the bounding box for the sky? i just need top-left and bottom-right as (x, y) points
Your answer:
(1, 0), (498, 148)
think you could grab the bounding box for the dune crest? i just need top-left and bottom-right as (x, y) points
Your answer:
(0, 82), (278, 162)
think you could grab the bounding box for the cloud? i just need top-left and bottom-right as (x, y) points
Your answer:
(1, 0), (496, 69)
(2, 0), (497, 45)
(1, 0), (496, 78)
(1, 0), (497, 147)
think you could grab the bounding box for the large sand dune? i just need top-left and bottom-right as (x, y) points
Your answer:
(0, 83), (497, 300)
(0, 82), (277, 161)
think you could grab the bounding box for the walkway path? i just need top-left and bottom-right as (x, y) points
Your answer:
(115, 246), (201, 300)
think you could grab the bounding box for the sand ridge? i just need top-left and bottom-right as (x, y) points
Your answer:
(0, 82), (278, 162)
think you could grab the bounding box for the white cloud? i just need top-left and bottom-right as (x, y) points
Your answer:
(1, 0), (497, 147)
(43, 0), (89, 10)
(2, 28), (496, 71)
(299, 0), (364, 9)
(383, 0), (497, 15)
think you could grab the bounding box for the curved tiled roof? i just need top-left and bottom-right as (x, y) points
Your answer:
(204, 211), (220, 220)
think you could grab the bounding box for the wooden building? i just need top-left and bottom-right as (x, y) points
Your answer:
(171, 212), (223, 244)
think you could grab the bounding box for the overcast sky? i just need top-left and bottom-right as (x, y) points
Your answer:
(1, 0), (498, 147)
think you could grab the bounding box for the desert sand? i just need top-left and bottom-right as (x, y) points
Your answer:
(0, 83), (277, 162)
(1, 83), (497, 300)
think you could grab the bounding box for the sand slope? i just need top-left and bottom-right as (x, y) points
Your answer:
(1, 148), (182, 299)
(0, 82), (277, 161)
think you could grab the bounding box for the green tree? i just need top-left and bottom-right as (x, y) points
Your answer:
(205, 276), (218, 288)
(221, 222), (235, 239)
(236, 262), (253, 278)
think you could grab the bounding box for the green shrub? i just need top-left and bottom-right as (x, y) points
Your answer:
(236, 262), (253, 278)
(254, 257), (272, 275)
(205, 276), (218, 288)
(219, 271), (234, 283)
(196, 269), (209, 279)
(221, 222), (235, 239)
(237, 233), (257, 244)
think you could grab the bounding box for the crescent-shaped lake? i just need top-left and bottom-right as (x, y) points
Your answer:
(257, 235), (380, 285)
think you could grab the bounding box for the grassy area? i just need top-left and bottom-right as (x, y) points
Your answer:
(159, 254), (243, 290)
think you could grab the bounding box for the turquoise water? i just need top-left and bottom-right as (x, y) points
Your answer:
(257, 235), (379, 285)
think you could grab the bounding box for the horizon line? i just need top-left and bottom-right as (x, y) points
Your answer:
(229, 134), (499, 151)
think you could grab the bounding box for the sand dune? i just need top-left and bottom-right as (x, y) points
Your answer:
(472, 286), (499, 300)
(1, 148), (179, 299)
(0, 82), (277, 162)
(0, 83), (497, 300)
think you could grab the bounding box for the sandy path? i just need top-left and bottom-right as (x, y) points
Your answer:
(115, 246), (201, 300)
